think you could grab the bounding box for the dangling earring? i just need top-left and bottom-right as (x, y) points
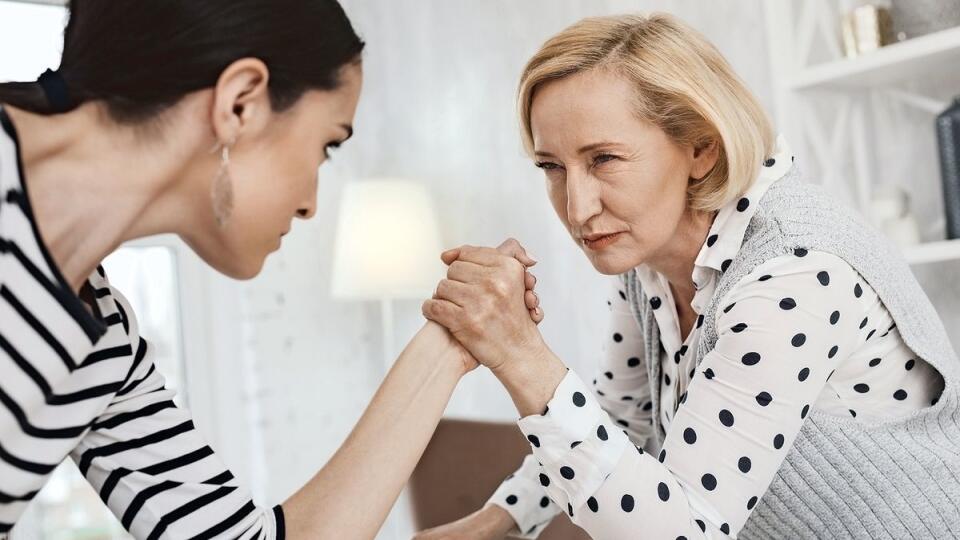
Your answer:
(211, 141), (235, 227)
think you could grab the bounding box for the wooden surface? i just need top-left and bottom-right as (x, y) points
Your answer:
(409, 418), (591, 539)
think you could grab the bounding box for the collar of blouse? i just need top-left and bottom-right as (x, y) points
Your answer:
(635, 135), (795, 349)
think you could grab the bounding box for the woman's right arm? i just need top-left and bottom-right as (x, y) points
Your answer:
(503, 253), (865, 539)
(284, 240), (541, 539)
(415, 276), (652, 539)
(76, 317), (472, 540)
(74, 242), (538, 540)
(281, 320), (475, 539)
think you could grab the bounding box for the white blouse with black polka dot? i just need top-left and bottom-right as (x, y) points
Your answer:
(487, 139), (942, 539)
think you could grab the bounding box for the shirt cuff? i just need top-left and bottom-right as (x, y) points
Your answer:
(272, 504), (286, 540)
(487, 471), (557, 538)
(516, 370), (632, 511)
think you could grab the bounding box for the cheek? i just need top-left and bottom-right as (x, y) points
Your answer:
(546, 179), (571, 224)
(264, 147), (319, 208)
(268, 124), (322, 186)
(228, 163), (300, 235)
(612, 168), (688, 237)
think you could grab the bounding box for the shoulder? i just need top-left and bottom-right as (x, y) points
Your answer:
(749, 250), (856, 281)
(744, 168), (876, 252)
(88, 266), (141, 340)
(727, 250), (857, 295)
(719, 250), (867, 324)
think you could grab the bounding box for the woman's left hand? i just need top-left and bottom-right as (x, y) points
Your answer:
(422, 238), (548, 374)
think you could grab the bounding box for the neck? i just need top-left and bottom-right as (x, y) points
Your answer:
(5, 104), (203, 292)
(646, 207), (714, 302)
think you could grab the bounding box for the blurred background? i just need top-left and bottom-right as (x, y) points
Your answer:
(2, 0), (959, 538)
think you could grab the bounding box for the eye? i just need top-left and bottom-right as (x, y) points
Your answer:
(323, 141), (342, 160)
(593, 153), (617, 166)
(535, 161), (562, 171)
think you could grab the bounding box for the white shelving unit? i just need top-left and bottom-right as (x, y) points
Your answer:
(790, 25), (960, 91)
(764, 0), (960, 267)
(902, 238), (960, 265)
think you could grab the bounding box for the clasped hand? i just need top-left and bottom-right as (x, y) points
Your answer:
(422, 238), (547, 376)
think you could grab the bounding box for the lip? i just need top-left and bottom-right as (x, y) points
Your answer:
(582, 232), (624, 250)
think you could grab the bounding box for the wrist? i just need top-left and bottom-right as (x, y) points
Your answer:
(491, 340), (567, 417)
(489, 333), (548, 384)
(479, 503), (519, 536)
(410, 321), (472, 380)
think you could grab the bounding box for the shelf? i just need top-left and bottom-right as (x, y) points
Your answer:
(790, 25), (960, 90)
(901, 238), (960, 266)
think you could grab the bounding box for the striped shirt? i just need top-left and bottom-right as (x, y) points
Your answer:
(0, 107), (284, 538)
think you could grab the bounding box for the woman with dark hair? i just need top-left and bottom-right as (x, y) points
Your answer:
(0, 1), (541, 538)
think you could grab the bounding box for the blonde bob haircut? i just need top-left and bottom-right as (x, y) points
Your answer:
(518, 13), (776, 212)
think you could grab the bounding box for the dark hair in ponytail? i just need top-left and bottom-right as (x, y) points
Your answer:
(0, 0), (365, 123)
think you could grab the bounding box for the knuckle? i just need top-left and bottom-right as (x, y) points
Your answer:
(504, 257), (524, 276)
(464, 315), (482, 334)
(481, 295), (497, 312)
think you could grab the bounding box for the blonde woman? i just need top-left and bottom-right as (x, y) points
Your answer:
(417, 13), (960, 539)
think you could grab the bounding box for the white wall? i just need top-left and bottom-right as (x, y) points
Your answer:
(3, 0), (956, 537)
(230, 0), (774, 508)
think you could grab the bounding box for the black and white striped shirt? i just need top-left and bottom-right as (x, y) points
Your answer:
(0, 107), (284, 539)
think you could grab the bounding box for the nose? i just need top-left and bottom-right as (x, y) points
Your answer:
(296, 172), (319, 220)
(565, 169), (602, 227)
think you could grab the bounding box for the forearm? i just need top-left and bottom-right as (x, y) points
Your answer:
(283, 321), (466, 539)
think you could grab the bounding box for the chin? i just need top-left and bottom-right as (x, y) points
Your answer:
(584, 249), (636, 276)
(181, 234), (268, 280)
(210, 252), (267, 281)
(233, 257), (267, 280)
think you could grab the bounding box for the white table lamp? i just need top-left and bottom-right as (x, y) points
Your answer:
(331, 179), (444, 369)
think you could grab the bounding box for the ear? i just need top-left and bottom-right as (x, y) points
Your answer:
(210, 58), (272, 146)
(690, 139), (720, 181)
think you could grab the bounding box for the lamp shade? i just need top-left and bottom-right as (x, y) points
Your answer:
(331, 179), (445, 300)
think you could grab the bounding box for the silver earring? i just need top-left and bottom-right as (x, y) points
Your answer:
(211, 143), (234, 227)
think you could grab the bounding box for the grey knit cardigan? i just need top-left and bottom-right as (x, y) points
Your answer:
(623, 164), (960, 539)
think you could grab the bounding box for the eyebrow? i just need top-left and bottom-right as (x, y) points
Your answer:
(534, 141), (622, 158)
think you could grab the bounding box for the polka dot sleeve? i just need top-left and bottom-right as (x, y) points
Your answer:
(515, 254), (864, 538)
(485, 453), (561, 537)
(485, 277), (651, 537)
